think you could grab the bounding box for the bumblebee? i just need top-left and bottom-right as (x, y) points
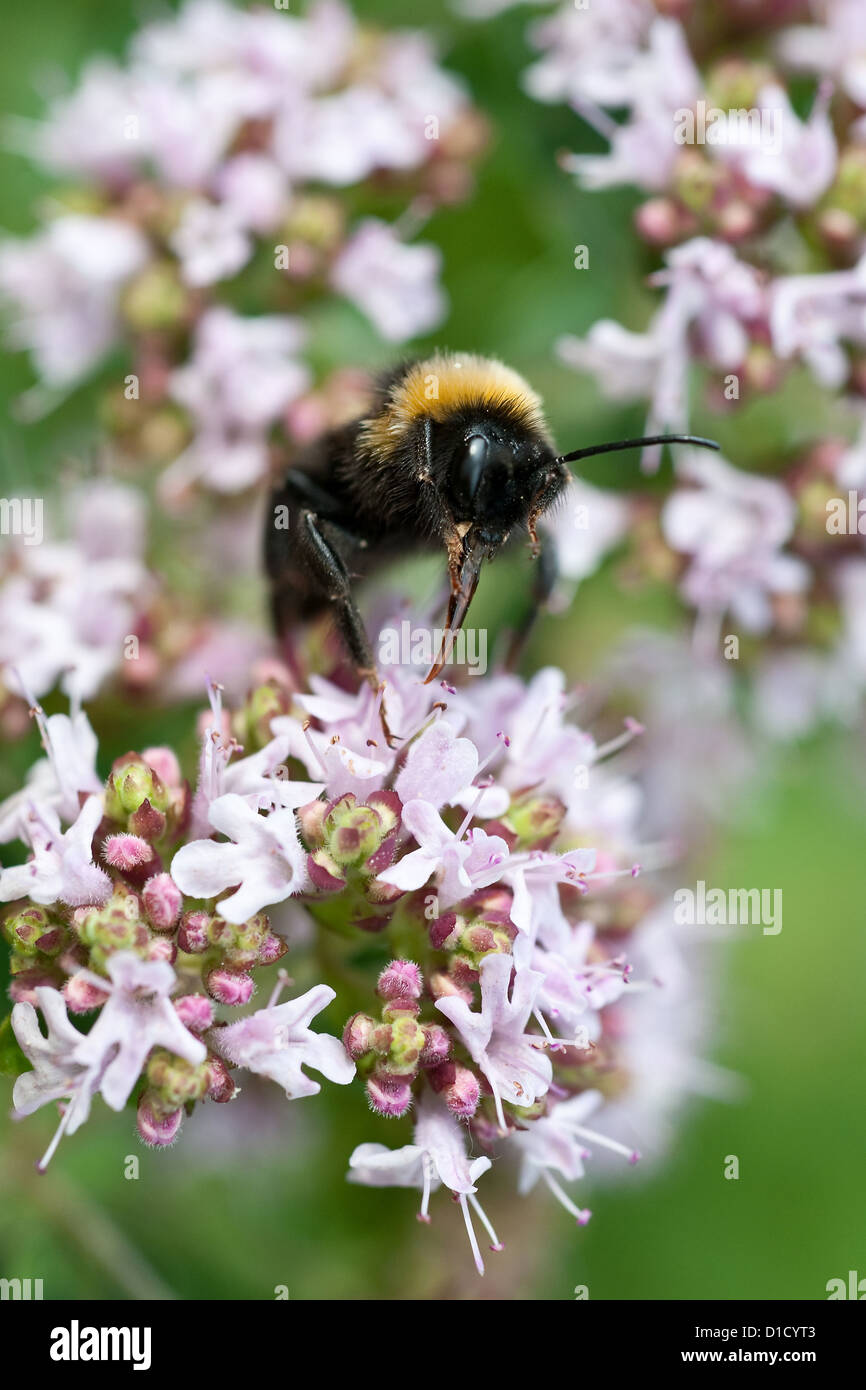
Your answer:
(265, 351), (717, 718)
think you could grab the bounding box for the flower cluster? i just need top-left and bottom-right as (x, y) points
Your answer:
(0, 481), (150, 714)
(0, 0), (484, 494)
(0, 633), (716, 1273)
(0, 479), (269, 729)
(505, 0), (866, 739)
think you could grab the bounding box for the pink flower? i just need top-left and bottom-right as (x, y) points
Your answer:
(170, 198), (253, 287)
(103, 834), (154, 870)
(395, 720), (509, 819)
(524, 0), (658, 112)
(557, 18), (700, 193)
(770, 252), (866, 389)
(172, 306), (309, 427)
(215, 979), (354, 1098)
(170, 792), (311, 924)
(0, 482), (149, 702)
(331, 219), (445, 342)
(436, 952), (553, 1129)
(348, 1089), (500, 1274)
(377, 800), (510, 908)
(73, 952), (206, 1111)
(714, 84), (837, 210)
(11, 987), (101, 1168)
(25, 59), (140, 184)
(778, 0), (866, 107)
(513, 1089), (637, 1221)
(0, 214), (148, 386)
(165, 307), (309, 493)
(524, 921), (629, 1041)
(505, 847), (597, 939)
(540, 477), (628, 604)
(0, 796), (110, 908)
(560, 238), (765, 469)
(662, 452), (810, 632)
(214, 153), (287, 233)
(187, 683), (323, 835)
(273, 662), (436, 800)
(446, 666), (593, 795)
(0, 700), (101, 844)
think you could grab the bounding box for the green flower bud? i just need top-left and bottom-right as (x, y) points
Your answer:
(120, 261), (189, 331)
(137, 407), (191, 463)
(705, 59), (774, 115)
(506, 793), (566, 849)
(825, 147), (866, 225)
(236, 681), (293, 752)
(384, 1014), (426, 1077)
(146, 1048), (210, 1110)
(3, 905), (55, 958)
(283, 195), (344, 251)
(323, 795), (385, 870)
(674, 149), (721, 214)
(75, 887), (149, 967)
(207, 911), (269, 969)
(105, 755), (170, 822)
(457, 922), (513, 964)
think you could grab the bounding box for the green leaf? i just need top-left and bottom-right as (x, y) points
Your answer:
(0, 1011), (27, 1078)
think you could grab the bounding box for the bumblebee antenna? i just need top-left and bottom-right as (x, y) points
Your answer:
(557, 433), (720, 465)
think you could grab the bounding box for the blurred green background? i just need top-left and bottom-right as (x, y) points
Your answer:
(0, 0), (863, 1300)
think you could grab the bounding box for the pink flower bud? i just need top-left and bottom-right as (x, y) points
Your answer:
(428, 970), (473, 1004)
(366, 1072), (413, 1118)
(206, 1056), (237, 1103)
(429, 912), (460, 949)
(307, 850), (345, 890)
(142, 746), (182, 788)
(257, 932), (288, 965)
(206, 967), (254, 1006)
(174, 994), (214, 1033)
(35, 927), (64, 956)
(377, 958), (423, 1002)
(146, 936), (177, 965)
(419, 1023), (451, 1067)
(102, 833), (154, 871)
(63, 972), (110, 1014)
(9, 967), (59, 1005)
(128, 799), (167, 842)
(635, 197), (677, 245)
(343, 1012), (376, 1059)
(717, 203), (755, 245)
(446, 1065), (480, 1118)
(142, 873), (182, 931)
(429, 1061), (479, 1118)
(178, 910), (211, 953)
(137, 1095), (183, 1148)
(297, 798), (328, 846)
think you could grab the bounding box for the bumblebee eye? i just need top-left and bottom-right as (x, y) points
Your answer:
(457, 435), (489, 502)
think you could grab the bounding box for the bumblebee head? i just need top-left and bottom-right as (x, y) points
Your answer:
(360, 351), (720, 683)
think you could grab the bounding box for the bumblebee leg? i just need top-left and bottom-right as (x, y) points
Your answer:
(265, 467), (349, 638)
(298, 509), (400, 748)
(504, 528), (559, 672)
